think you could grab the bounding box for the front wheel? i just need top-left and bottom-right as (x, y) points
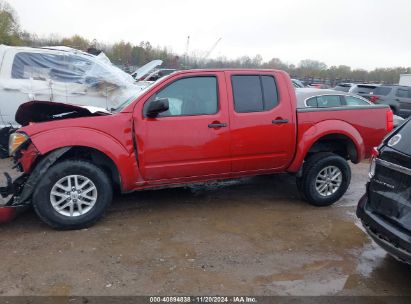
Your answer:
(297, 153), (351, 207)
(32, 160), (113, 230)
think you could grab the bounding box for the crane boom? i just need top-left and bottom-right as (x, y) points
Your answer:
(203, 38), (222, 60)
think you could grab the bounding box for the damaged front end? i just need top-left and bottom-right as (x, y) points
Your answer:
(0, 100), (111, 219)
(0, 133), (35, 222)
(0, 129), (71, 223)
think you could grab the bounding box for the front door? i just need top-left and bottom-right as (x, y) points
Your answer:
(225, 71), (296, 173)
(134, 72), (231, 181)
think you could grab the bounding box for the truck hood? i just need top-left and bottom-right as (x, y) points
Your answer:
(132, 60), (163, 80)
(15, 101), (111, 126)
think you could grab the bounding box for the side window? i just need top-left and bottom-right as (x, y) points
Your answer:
(12, 52), (56, 80)
(146, 76), (218, 117)
(306, 97), (317, 107)
(345, 96), (370, 106)
(316, 95), (343, 107)
(396, 88), (409, 98)
(11, 52), (92, 83)
(232, 75), (278, 113)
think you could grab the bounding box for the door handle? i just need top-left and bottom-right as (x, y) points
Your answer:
(272, 119), (289, 124)
(208, 123), (228, 129)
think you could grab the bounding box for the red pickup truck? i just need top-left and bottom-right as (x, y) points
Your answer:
(0, 69), (393, 229)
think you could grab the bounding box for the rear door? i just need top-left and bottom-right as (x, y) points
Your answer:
(134, 72), (231, 181)
(225, 71), (296, 172)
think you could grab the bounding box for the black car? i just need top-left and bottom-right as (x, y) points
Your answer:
(357, 119), (411, 264)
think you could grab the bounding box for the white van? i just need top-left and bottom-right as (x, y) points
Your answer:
(0, 45), (146, 127)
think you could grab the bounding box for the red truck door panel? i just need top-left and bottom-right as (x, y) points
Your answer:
(133, 72), (231, 181)
(225, 71), (296, 172)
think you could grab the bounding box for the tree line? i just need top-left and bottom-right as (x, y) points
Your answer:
(1, 1), (410, 85)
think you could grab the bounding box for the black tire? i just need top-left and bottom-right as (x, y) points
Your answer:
(32, 160), (113, 230)
(297, 152), (351, 207)
(390, 106), (398, 116)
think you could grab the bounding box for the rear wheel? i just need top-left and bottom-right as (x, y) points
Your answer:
(297, 153), (351, 206)
(32, 160), (113, 230)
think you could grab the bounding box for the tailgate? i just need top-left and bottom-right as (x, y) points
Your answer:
(369, 147), (411, 233)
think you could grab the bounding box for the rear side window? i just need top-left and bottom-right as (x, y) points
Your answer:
(306, 95), (343, 107)
(345, 96), (370, 106)
(317, 95), (343, 107)
(232, 75), (278, 113)
(306, 97), (317, 107)
(396, 88), (409, 98)
(373, 87), (392, 96)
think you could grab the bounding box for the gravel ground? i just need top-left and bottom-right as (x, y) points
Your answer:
(0, 160), (410, 296)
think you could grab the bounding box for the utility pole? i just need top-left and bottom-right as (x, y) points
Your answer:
(184, 36), (190, 68)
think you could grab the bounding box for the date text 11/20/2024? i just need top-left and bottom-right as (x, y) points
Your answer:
(149, 296), (258, 303)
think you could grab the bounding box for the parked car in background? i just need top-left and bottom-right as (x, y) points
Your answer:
(309, 83), (331, 89)
(144, 69), (177, 81)
(0, 70), (393, 229)
(368, 85), (411, 117)
(334, 83), (354, 92)
(296, 88), (374, 107)
(350, 84), (380, 98)
(357, 118), (411, 265)
(296, 88), (404, 128)
(292, 79), (305, 88)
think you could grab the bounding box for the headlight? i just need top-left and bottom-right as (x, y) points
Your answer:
(9, 133), (29, 156)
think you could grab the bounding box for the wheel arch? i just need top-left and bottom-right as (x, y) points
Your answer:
(53, 146), (122, 193)
(28, 127), (141, 192)
(287, 120), (365, 173)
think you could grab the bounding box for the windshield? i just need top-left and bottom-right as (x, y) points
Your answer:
(351, 85), (377, 94)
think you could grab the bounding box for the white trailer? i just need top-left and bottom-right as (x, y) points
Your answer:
(399, 74), (411, 86)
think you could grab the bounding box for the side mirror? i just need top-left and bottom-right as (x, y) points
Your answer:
(146, 98), (169, 118)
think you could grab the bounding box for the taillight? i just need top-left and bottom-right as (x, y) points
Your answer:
(386, 110), (394, 132)
(370, 96), (380, 103)
(369, 147), (379, 180)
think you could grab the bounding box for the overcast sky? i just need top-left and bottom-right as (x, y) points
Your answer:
(7, 0), (411, 70)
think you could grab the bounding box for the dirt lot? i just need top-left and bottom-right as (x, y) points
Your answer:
(0, 161), (410, 296)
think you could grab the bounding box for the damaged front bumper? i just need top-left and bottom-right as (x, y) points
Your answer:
(0, 160), (27, 208)
(0, 146), (71, 212)
(0, 159), (28, 207)
(0, 160), (28, 223)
